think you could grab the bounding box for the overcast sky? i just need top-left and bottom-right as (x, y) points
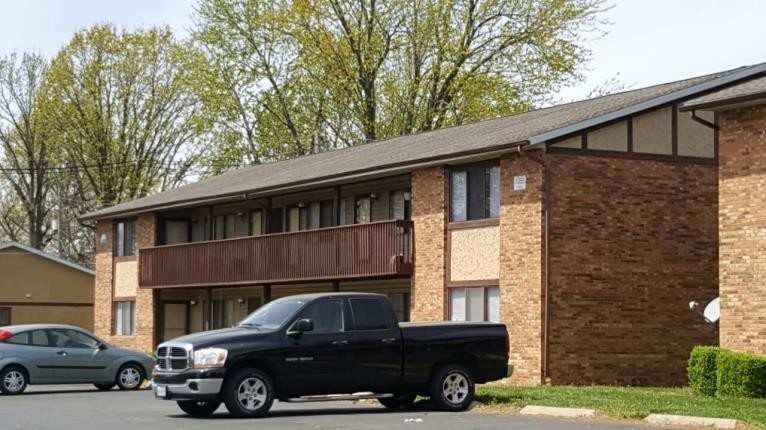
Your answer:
(0, 0), (764, 102)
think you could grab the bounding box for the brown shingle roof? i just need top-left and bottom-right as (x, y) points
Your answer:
(82, 64), (764, 220)
(681, 75), (766, 110)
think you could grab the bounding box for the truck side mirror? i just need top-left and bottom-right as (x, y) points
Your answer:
(289, 318), (314, 336)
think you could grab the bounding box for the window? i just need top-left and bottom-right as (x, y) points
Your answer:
(48, 329), (99, 349)
(0, 307), (9, 326)
(287, 206), (303, 232)
(31, 330), (49, 346)
(250, 210), (263, 236)
(450, 162), (500, 221)
(114, 220), (137, 256)
(388, 293), (410, 322)
(449, 287), (499, 322)
(355, 197), (371, 223)
(164, 220), (189, 244)
(339, 199), (347, 225)
(214, 214), (236, 239)
(287, 201), (333, 231)
(294, 299), (344, 333)
(212, 299), (236, 329)
(114, 301), (136, 335)
(6, 330), (50, 346)
(390, 190), (412, 220)
(7, 332), (29, 345)
(349, 298), (389, 330)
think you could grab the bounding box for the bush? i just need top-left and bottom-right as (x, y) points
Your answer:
(688, 346), (721, 396)
(716, 349), (766, 398)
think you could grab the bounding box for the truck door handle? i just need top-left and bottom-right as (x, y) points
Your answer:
(381, 338), (397, 344)
(331, 340), (348, 346)
(56, 351), (68, 356)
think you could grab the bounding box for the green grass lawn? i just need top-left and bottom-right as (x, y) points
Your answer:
(475, 385), (766, 428)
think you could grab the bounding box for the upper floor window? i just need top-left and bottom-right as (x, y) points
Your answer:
(355, 197), (371, 223)
(114, 220), (137, 256)
(214, 214), (236, 239)
(390, 190), (412, 220)
(287, 200), (333, 232)
(450, 162), (500, 222)
(250, 210), (263, 236)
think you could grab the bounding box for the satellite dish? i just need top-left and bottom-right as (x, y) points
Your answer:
(703, 297), (720, 324)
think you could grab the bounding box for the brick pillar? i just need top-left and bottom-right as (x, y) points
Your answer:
(499, 156), (544, 385)
(719, 105), (766, 355)
(134, 213), (157, 352)
(410, 166), (448, 321)
(93, 220), (114, 341)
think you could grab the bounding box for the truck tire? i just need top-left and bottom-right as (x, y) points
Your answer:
(177, 401), (221, 416)
(379, 394), (417, 409)
(429, 364), (474, 411)
(222, 368), (275, 418)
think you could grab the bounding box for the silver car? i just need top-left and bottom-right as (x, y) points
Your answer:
(0, 324), (154, 395)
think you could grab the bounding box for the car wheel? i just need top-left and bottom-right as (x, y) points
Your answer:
(222, 368), (274, 418)
(115, 363), (144, 391)
(378, 394), (417, 409)
(94, 383), (116, 391)
(177, 401), (221, 417)
(0, 365), (28, 395)
(429, 364), (474, 411)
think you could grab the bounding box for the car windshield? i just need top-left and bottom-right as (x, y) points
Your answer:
(237, 298), (307, 330)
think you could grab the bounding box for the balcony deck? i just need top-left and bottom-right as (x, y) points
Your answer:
(138, 220), (413, 288)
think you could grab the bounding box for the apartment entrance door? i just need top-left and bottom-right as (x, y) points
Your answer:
(162, 302), (189, 342)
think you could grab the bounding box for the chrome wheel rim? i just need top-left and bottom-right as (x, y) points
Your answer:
(119, 367), (141, 388)
(442, 372), (469, 405)
(3, 370), (24, 392)
(237, 377), (267, 411)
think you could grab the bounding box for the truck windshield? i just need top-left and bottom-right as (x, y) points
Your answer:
(237, 298), (306, 330)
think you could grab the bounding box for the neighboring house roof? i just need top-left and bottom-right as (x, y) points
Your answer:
(681, 76), (766, 111)
(82, 62), (766, 221)
(0, 242), (95, 276)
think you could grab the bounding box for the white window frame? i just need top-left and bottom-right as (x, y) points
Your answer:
(114, 301), (136, 336)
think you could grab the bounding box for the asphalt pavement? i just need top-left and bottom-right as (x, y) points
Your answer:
(0, 385), (664, 430)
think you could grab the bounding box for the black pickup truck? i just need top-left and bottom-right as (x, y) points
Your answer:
(152, 293), (510, 418)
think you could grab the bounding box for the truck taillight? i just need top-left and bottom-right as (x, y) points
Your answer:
(0, 330), (12, 342)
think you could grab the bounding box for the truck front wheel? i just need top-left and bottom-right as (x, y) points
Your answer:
(429, 365), (474, 411)
(222, 368), (275, 418)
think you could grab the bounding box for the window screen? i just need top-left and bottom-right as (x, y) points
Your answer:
(350, 298), (388, 330)
(114, 301), (136, 335)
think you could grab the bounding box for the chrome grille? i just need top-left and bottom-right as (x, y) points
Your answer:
(156, 343), (191, 371)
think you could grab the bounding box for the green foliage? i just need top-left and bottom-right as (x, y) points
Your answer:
(717, 349), (766, 399)
(688, 346), (721, 396)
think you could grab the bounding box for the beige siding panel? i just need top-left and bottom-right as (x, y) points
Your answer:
(633, 107), (673, 154)
(587, 121), (628, 151)
(551, 135), (582, 149)
(449, 225), (500, 281)
(678, 110), (715, 158)
(114, 260), (138, 298)
(10, 305), (94, 330)
(0, 248), (93, 303)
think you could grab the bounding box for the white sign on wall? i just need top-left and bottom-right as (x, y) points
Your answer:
(513, 175), (527, 191)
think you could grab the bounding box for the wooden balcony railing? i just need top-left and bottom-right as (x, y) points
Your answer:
(138, 219), (413, 288)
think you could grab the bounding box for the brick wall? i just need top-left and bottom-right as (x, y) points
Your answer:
(93, 214), (157, 352)
(546, 154), (719, 386)
(410, 166), (447, 321)
(499, 156), (545, 385)
(718, 105), (766, 355)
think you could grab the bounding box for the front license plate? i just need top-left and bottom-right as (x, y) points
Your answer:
(155, 385), (167, 398)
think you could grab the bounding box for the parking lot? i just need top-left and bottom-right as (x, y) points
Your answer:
(0, 385), (665, 430)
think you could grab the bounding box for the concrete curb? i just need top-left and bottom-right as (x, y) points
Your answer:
(520, 405), (596, 418)
(644, 414), (738, 429)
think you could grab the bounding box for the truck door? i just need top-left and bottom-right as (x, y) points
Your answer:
(342, 297), (403, 393)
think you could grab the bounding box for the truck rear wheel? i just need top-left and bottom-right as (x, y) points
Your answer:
(222, 368), (275, 418)
(177, 401), (221, 416)
(378, 394), (417, 409)
(429, 364), (474, 411)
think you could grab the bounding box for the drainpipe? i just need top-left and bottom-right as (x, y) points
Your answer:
(517, 144), (550, 384)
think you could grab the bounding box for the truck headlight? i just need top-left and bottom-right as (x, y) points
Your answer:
(193, 348), (228, 368)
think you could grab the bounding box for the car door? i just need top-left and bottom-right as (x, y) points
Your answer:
(46, 328), (112, 383)
(279, 298), (352, 396)
(4, 330), (56, 383)
(343, 297), (403, 393)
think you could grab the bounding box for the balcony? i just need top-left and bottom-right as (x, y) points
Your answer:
(138, 220), (413, 288)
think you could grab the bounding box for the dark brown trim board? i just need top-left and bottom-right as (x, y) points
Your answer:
(546, 147), (718, 165)
(446, 279), (500, 288)
(0, 302), (93, 307)
(447, 218), (500, 230)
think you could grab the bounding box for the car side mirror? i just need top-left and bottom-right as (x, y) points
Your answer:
(98, 343), (108, 351)
(289, 318), (314, 336)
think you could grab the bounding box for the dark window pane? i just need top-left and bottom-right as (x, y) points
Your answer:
(350, 298), (388, 330)
(451, 171), (467, 221)
(308, 202), (321, 229)
(297, 300), (344, 333)
(214, 216), (225, 240)
(0, 308), (9, 326)
(468, 165), (486, 220)
(320, 200), (334, 227)
(270, 208), (284, 233)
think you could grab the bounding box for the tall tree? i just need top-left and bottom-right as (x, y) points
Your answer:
(0, 53), (55, 249)
(192, 0), (607, 166)
(40, 25), (206, 214)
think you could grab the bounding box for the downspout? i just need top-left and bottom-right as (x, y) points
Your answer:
(517, 143), (550, 383)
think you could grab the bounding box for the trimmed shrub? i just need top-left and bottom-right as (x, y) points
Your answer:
(688, 346), (721, 396)
(717, 349), (766, 398)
